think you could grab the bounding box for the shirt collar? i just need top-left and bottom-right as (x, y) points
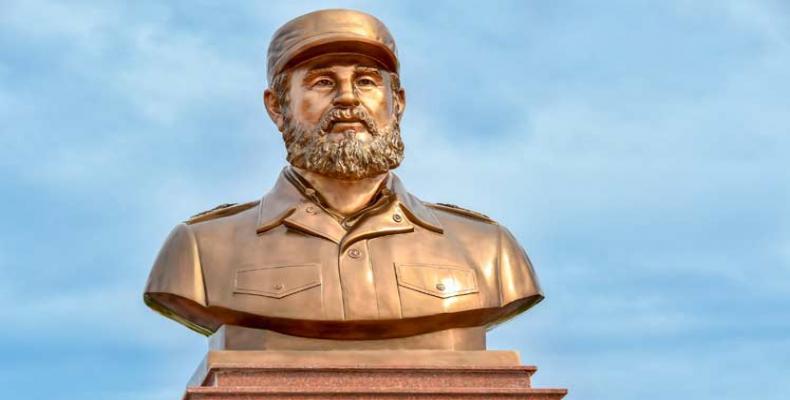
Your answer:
(256, 167), (443, 236)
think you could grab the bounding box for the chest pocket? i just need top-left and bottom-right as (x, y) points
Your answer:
(234, 264), (321, 299)
(395, 264), (479, 299)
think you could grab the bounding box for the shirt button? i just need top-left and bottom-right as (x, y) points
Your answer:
(305, 206), (317, 214)
(273, 283), (284, 291)
(392, 214), (403, 223)
(435, 283), (446, 291)
(348, 248), (362, 259)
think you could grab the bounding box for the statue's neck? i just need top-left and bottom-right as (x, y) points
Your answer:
(292, 167), (388, 217)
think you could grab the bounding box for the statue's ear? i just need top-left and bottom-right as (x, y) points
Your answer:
(263, 89), (285, 131)
(395, 87), (406, 119)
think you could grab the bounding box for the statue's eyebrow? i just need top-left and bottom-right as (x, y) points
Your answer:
(302, 67), (335, 83)
(354, 66), (383, 78)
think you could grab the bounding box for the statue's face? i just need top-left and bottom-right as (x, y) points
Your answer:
(265, 53), (406, 180)
(289, 54), (400, 142)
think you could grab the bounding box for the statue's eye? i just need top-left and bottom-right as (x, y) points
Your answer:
(356, 77), (377, 87)
(313, 78), (334, 88)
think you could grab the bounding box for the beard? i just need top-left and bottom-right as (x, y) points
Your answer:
(281, 106), (404, 180)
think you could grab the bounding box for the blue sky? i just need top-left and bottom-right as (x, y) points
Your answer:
(1, 1), (788, 399)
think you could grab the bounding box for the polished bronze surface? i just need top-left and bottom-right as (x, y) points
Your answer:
(144, 9), (543, 349)
(209, 325), (487, 351)
(266, 9), (398, 83)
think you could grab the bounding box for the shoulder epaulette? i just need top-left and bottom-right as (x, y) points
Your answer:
(427, 202), (496, 224)
(186, 200), (260, 225)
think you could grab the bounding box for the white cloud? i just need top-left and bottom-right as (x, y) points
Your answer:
(1, 1), (117, 38)
(114, 25), (260, 124)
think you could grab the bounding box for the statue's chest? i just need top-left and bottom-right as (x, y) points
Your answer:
(201, 224), (497, 322)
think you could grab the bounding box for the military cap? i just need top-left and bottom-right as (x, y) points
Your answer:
(267, 9), (399, 83)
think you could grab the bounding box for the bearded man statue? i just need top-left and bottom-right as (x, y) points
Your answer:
(143, 8), (543, 351)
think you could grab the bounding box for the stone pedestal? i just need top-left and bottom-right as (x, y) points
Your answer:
(183, 351), (567, 399)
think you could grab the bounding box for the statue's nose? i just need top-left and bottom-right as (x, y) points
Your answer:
(333, 80), (361, 107)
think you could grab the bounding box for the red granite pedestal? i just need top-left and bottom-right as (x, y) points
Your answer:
(183, 351), (567, 399)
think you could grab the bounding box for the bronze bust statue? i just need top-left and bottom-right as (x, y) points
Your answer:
(143, 9), (542, 351)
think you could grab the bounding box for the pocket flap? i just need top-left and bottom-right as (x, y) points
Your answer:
(234, 264), (321, 299)
(395, 264), (478, 299)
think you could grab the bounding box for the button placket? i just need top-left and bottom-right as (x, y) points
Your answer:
(338, 241), (378, 319)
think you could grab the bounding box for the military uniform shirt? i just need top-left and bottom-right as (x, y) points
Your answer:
(144, 168), (543, 341)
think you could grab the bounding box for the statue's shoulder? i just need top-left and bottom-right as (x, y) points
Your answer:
(185, 200), (260, 225)
(425, 202), (496, 224)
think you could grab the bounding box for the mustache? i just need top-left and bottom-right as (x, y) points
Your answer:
(318, 107), (379, 135)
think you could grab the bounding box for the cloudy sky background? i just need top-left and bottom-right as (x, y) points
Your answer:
(1, 0), (788, 399)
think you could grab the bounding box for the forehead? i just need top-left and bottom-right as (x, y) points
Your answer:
(291, 53), (390, 74)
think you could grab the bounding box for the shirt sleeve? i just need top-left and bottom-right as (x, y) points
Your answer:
(143, 223), (218, 335)
(497, 224), (544, 310)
